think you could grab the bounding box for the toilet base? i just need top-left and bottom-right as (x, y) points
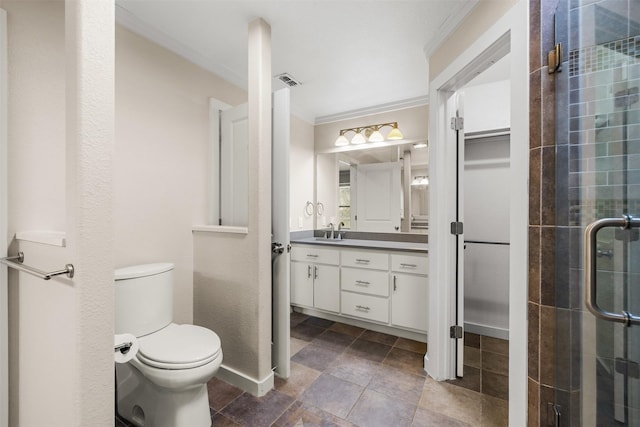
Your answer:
(116, 363), (212, 427)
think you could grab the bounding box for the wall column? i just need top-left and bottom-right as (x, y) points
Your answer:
(66, 0), (115, 424)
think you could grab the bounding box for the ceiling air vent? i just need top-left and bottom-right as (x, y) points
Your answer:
(275, 73), (301, 87)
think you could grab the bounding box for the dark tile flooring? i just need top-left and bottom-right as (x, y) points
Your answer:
(117, 313), (508, 426)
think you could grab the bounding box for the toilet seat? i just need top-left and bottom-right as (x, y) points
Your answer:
(137, 323), (221, 370)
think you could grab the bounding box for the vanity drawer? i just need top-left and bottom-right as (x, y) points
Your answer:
(391, 253), (428, 275)
(341, 249), (389, 270)
(341, 292), (389, 323)
(291, 245), (339, 265)
(341, 267), (389, 297)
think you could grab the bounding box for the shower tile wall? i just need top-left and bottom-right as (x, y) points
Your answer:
(530, 0), (640, 425)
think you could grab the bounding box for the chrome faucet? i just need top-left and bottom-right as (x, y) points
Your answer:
(336, 222), (345, 240)
(326, 222), (334, 239)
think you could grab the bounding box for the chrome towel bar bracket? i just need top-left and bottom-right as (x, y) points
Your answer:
(0, 251), (74, 280)
(585, 215), (640, 326)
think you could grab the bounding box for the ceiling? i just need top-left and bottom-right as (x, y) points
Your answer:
(115, 0), (479, 124)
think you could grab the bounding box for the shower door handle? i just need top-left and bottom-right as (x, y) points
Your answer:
(585, 215), (640, 326)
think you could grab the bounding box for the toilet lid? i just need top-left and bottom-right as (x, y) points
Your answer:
(137, 323), (221, 370)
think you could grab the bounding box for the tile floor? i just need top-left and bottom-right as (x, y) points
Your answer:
(117, 312), (508, 426)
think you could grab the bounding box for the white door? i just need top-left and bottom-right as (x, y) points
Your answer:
(290, 262), (313, 307)
(313, 264), (340, 313)
(452, 94), (465, 377)
(271, 88), (290, 377)
(391, 273), (428, 332)
(355, 162), (401, 232)
(220, 103), (249, 226)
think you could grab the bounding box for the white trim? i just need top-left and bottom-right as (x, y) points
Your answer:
(0, 9), (7, 427)
(115, 5), (246, 91)
(427, 2), (528, 426)
(216, 364), (275, 398)
(422, 0), (481, 59)
(192, 225), (248, 235)
(314, 96), (429, 125)
(15, 230), (67, 247)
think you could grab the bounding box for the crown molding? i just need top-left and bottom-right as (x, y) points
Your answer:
(422, 0), (480, 59)
(314, 95), (429, 125)
(115, 4), (247, 91)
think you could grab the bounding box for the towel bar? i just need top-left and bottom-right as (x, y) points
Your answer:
(0, 251), (74, 280)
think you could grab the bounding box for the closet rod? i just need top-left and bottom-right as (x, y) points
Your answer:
(0, 252), (74, 280)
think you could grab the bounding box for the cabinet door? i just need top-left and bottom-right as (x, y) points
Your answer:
(313, 264), (340, 313)
(391, 273), (428, 332)
(291, 262), (313, 307)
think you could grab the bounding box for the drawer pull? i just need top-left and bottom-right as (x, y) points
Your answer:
(355, 280), (370, 286)
(307, 254), (319, 258)
(355, 305), (370, 312)
(400, 263), (417, 268)
(355, 259), (370, 264)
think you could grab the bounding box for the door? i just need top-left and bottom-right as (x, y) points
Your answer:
(313, 264), (340, 313)
(450, 94), (465, 378)
(355, 162), (401, 232)
(391, 273), (428, 331)
(290, 262), (313, 307)
(271, 88), (290, 377)
(557, 1), (640, 424)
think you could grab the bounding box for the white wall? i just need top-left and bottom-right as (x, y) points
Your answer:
(194, 18), (274, 396)
(289, 115), (315, 231)
(5, 1), (116, 425)
(3, 3), (73, 425)
(115, 26), (245, 324)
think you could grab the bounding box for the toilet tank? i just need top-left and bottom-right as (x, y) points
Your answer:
(115, 263), (174, 337)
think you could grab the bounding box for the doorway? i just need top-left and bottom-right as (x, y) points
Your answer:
(427, 2), (529, 424)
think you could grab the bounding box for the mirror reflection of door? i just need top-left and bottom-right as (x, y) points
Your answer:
(354, 162), (401, 232)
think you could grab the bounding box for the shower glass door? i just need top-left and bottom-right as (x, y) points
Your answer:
(557, 0), (640, 424)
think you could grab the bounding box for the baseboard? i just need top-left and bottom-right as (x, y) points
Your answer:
(216, 364), (274, 397)
(294, 306), (427, 343)
(464, 321), (509, 340)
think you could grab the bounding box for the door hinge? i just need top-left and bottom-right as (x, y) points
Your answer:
(450, 222), (464, 235)
(548, 43), (563, 74)
(450, 325), (463, 339)
(450, 117), (464, 131)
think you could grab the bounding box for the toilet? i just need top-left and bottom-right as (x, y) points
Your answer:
(115, 263), (222, 427)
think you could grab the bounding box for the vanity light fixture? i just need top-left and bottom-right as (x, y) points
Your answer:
(334, 122), (404, 146)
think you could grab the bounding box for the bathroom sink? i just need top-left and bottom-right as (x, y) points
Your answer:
(314, 237), (346, 242)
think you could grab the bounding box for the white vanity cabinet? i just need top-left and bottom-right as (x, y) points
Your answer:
(391, 254), (428, 332)
(290, 242), (428, 336)
(290, 245), (340, 312)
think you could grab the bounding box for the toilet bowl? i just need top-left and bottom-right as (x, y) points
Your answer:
(115, 263), (222, 427)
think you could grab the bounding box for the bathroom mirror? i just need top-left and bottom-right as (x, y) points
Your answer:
(316, 142), (428, 234)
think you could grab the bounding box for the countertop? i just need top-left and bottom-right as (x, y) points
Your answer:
(290, 237), (428, 253)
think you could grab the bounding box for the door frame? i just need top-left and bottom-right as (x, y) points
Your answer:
(0, 9), (8, 427)
(426, 1), (528, 425)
